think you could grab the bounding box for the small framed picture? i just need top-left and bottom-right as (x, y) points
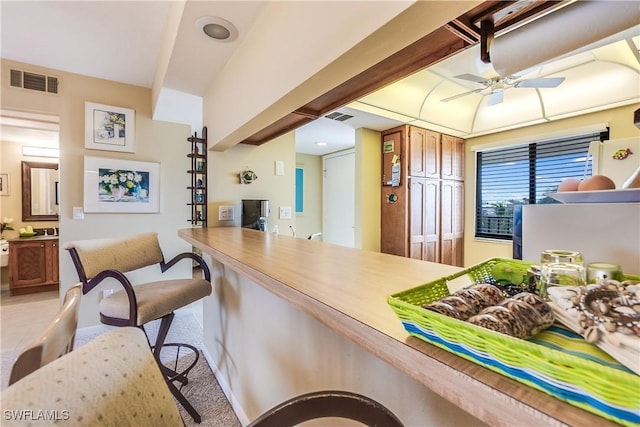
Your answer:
(0, 173), (9, 196)
(85, 102), (135, 153)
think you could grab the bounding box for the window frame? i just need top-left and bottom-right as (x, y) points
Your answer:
(474, 129), (608, 241)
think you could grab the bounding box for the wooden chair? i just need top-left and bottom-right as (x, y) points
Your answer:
(65, 232), (212, 423)
(248, 390), (404, 427)
(8, 283), (82, 385)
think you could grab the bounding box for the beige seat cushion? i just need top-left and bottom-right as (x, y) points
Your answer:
(100, 278), (211, 325)
(0, 327), (182, 426)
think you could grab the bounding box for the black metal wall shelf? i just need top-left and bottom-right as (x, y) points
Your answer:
(187, 127), (207, 227)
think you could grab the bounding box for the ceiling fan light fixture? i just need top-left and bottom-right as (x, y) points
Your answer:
(196, 16), (238, 42)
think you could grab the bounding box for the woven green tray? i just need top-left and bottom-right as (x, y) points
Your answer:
(387, 258), (640, 426)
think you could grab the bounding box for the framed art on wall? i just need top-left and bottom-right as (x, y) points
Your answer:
(83, 156), (159, 213)
(85, 102), (135, 152)
(0, 173), (9, 196)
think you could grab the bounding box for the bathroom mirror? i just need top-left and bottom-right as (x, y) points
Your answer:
(21, 161), (59, 221)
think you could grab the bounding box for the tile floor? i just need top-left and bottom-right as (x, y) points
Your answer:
(1, 289), (61, 351)
(0, 289), (204, 352)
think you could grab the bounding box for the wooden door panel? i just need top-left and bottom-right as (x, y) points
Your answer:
(441, 134), (464, 181)
(381, 186), (407, 256)
(441, 180), (464, 267)
(408, 127), (426, 177)
(440, 238), (454, 265)
(48, 240), (59, 284)
(453, 181), (465, 266)
(424, 130), (441, 179)
(424, 179), (440, 262)
(409, 178), (425, 260)
(10, 242), (46, 287)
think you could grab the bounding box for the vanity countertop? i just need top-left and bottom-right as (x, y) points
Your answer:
(8, 235), (59, 242)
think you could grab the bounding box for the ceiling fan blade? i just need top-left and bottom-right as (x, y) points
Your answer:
(487, 90), (503, 106)
(453, 73), (488, 84)
(514, 77), (565, 88)
(441, 88), (483, 102)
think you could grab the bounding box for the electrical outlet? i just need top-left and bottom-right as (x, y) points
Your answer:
(279, 206), (292, 220)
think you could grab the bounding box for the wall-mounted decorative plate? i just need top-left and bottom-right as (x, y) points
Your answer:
(240, 169), (258, 184)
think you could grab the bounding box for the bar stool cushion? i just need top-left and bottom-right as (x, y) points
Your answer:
(1, 327), (183, 427)
(100, 278), (211, 325)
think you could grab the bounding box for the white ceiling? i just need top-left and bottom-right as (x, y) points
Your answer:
(351, 35), (640, 139)
(1, 1), (639, 156)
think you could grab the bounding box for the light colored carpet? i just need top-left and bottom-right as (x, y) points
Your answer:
(1, 310), (240, 427)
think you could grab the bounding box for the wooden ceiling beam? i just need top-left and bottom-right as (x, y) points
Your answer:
(239, 1), (564, 146)
(239, 28), (467, 146)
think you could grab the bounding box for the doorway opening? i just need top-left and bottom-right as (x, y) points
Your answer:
(0, 110), (60, 302)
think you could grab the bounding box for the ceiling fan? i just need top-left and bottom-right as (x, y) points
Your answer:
(441, 73), (566, 106)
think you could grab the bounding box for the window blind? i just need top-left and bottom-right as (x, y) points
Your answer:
(475, 129), (608, 240)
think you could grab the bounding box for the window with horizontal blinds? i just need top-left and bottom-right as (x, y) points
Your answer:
(475, 129), (607, 240)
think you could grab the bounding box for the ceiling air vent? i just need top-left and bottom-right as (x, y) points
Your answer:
(325, 112), (354, 122)
(10, 69), (60, 94)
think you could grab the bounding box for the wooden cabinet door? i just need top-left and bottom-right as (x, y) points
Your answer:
(424, 129), (441, 179)
(441, 180), (464, 267)
(408, 127), (426, 177)
(408, 127), (440, 178)
(381, 186), (407, 257)
(408, 178), (439, 262)
(424, 179), (440, 262)
(408, 178), (425, 260)
(47, 240), (59, 284)
(441, 134), (464, 181)
(9, 241), (47, 288)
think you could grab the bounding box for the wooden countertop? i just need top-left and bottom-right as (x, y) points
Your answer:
(179, 226), (620, 427)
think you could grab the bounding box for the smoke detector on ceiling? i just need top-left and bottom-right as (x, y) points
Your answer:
(195, 16), (238, 42)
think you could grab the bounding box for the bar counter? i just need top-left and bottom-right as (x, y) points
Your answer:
(179, 227), (618, 426)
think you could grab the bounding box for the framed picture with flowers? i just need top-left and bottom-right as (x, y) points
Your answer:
(85, 102), (135, 152)
(83, 156), (159, 213)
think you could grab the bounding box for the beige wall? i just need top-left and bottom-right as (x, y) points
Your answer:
(355, 128), (382, 251)
(1, 59), (192, 327)
(294, 153), (322, 240)
(207, 133), (296, 235)
(463, 103), (640, 266)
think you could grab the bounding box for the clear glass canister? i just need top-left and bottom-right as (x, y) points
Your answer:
(540, 249), (584, 266)
(539, 250), (585, 300)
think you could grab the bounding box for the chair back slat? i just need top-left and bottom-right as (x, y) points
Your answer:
(65, 233), (163, 279)
(9, 284), (83, 385)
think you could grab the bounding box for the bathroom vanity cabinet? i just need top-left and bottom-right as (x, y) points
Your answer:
(8, 237), (59, 295)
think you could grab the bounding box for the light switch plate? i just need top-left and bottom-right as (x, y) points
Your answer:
(219, 205), (235, 221)
(73, 206), (84, 220)
(279, 206), (292, 220)
(275, 160), (285, 176)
